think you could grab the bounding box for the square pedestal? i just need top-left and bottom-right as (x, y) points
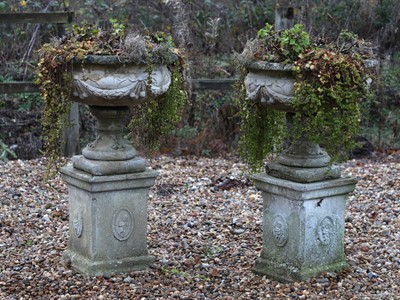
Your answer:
(60, 163), (158, 276)
(252, 173), (356, 282)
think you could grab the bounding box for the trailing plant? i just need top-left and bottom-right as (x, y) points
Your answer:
(236, 23), (374, 171)
(234, 68), (286, 171)
(36, 22), (187, 171)
(128, 62), (187, 151)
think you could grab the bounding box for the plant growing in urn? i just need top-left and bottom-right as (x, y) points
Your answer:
(235, 23), (374, 178)
(235, 24), (375, 282)
(37, 21), (187, 174)
(36, 22), (187, 276)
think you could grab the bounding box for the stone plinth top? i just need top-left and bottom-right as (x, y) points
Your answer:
(246, 60), (294, 72)
(72, 54), (178, 65)
(252, 173), (357, 200)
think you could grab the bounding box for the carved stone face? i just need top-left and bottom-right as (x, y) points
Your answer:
(117, 214), (130, 235)
(272, 215), (288, 247)
(73, 212), (83, 238)
(317, 216), (334, 246)
(112, 208), (134, 241)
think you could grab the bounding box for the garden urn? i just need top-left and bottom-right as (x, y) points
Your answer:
(244, 60), (357, 282)
(61, 55), (171, 276)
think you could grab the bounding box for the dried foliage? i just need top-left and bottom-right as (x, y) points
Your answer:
(36, 23), (187, 173)
(235, 24), (374, 170)
(0, 154), (399, 298)
(1, 0), (400, 157)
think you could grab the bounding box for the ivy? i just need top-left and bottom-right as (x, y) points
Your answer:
(36, 22), (187, 174)
(0, 138), (17, 162)
(236, 24), (373, 171)
(234, 68), (286, 172)
(291, 49), (366, 161)
(129, 64), (187, 152)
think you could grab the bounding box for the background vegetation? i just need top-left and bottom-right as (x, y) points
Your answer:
(1, 0), (399, 159)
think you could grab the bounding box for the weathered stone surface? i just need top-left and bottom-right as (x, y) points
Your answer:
(81, 106), (136, 162)
(252, 173), (356, 282)
(72, 155), (146, 176)
(245, 61), (295, 112)
(277, 138), (331, 168)
(71, 58), (171, 107)
(265, 136), (342, 183)
(266, 162), (341, 183)
(71, 106), (146, 176)
(59, 58), (172, 276)
(61, 164), (158, 276)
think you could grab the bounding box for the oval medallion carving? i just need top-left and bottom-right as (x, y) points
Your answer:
(272, 215), (288, 247)
(112, 208), (134, 241)
(316, 216), (335, 246)
(73, 212), (83, 238)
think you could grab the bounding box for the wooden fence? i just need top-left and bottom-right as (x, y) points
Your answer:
(0, 12), (74, 94)
(0, 11), (80, 157)
(0, 12), (238, 159)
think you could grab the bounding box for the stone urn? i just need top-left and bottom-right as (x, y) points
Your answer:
(61, 55), (171, 276)
(244, 60), (357, 282)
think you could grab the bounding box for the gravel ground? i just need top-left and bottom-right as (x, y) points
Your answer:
(0, 153), (399, 299)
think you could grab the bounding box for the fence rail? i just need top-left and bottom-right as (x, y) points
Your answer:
(0, 82), (38, 94)
(0, 11), (78, 157)
(191, 78), (236, 90)
(0, 12), (74, 24)
(0, 11), (75, 95)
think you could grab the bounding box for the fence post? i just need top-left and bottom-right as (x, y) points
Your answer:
(275, 0), (301, 30)
(0, 12), (79, 158)
(62, 102), (80, 157)
(55, 13), (80, 158)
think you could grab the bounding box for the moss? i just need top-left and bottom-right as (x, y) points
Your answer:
(235, 24), (374, 171)
(234, 67), (286, 172)
(36, 23), (187, 175)
(291, 49), (366, 162)
(128, 65), (187, 152)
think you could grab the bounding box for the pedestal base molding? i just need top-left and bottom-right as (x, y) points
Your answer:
(64, 250), (154, 277)
(72, 155), (146, 176)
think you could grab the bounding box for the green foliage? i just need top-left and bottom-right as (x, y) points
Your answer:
(110, 18), (125, 37)
(257, 23), (273, 39)
(36, 22), (187, 172)
(236, 24), (372, 170)
(254, 23), (310, 63)
(279, 24), (310, 61)
(362, 109), (400, 149)
(362, 53), (400, 149)
(0, 138), (16, 162)
(291, 49), (367, 161)
(17, 94), (43, 112)
(234, 68), (286, 172)
(129, 65), (187, 152)
(173, 125), (198, 140)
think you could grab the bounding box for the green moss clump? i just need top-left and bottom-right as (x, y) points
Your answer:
(291, 48), (367, 162)
(36, 23), (187, 174)
(234, 68), (286, 172)
(236, 24), (373, 172)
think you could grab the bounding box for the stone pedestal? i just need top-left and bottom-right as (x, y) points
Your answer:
(61, 165), (158, 276)
(57, 58), (172, 276)
(252, 173), (356, 282)
(72, 106), (146, 176)
(244, 59), (359, 282)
